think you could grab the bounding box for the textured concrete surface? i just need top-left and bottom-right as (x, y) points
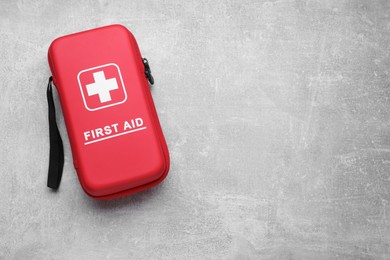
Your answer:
(1, 0), (390, 259)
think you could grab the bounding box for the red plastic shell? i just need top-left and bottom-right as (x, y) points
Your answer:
(48, 25), (170, 200)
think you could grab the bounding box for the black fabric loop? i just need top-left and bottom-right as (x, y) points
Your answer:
(46, 76), (64, 189)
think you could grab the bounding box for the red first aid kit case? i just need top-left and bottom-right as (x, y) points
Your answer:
(46, 24), (170, 199)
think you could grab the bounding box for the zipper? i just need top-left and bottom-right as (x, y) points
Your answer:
(142, 58), (154, 85)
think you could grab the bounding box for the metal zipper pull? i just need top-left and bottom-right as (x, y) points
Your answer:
(142, 58), (154, 85)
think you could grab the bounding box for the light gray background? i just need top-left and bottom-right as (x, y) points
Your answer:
(1, 0), (390, 259)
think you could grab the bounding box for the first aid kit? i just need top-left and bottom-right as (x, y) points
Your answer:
(46, 24), (170, 199)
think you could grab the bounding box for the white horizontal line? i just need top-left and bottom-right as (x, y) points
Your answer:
(84, 127), (147, 145)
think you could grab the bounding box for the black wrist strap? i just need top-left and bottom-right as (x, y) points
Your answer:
(47, 76), (64, 189)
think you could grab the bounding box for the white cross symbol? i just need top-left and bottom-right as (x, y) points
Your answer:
(86, 71), (118, 103)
